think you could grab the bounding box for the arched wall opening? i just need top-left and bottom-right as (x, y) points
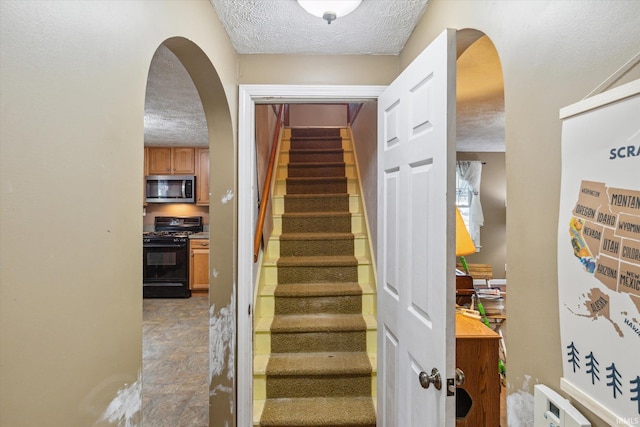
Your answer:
(143, 37), (237, 426)
(456, 28), (508, 424)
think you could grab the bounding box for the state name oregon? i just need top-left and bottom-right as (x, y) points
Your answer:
(568, 180), (640, 330)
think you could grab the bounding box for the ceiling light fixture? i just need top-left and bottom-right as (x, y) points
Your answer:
(297, 0), (362, 24)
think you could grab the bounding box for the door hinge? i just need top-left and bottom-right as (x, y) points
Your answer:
(248, 304), (252, 316)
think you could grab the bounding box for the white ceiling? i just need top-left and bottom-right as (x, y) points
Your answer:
(210, 0), (430, 55)
(144, 1), (505, 152)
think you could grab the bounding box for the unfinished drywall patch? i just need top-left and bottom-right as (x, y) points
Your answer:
(221, 189), (234, 204)
(507, 374), (536, 426)
(209, 289), (235, 397)
(99, 371), (142, 427)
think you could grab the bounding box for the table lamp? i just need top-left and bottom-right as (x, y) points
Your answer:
(456, 206), (476, 274)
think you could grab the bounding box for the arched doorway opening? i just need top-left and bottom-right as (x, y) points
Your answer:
(143, 37), (236, 427)
(456, 29), (508, 425)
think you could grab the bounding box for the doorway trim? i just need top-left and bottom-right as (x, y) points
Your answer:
(237, 84), (386, 426)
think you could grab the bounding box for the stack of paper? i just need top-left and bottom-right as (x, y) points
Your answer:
(476, 289), (504, 315)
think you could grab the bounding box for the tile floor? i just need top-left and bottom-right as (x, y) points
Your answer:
(142, 296), (209, 427)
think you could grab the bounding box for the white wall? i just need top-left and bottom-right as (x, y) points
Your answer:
(404, 2), (640, 425)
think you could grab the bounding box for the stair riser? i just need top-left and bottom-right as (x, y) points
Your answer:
(280, 238), (354, 257)
(266, 375), (371, 398)
(286, 178), (347, 194)
(290, 139), (343, 150)
(282, 216), (351, 233)
(275, 295), (362, 315)
(271, 331), (366, 353)
(277, 265), (358, 284)
(284, 196), (350, 213)
(287, 163), (345, 178)
(290, 151), (344, 163)
(291, 128), (341, 138)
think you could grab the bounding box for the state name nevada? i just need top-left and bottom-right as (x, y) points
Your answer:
(568, 180), (640, 336)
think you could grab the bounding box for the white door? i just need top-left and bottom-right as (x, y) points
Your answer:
(377, 29), (457, 426)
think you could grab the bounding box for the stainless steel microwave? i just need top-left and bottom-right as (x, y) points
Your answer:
(145, 175), (195, 203)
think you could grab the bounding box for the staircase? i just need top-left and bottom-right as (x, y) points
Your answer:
(254, 127), (377, 427)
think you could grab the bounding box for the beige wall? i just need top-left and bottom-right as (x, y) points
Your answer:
(403, 1), (640, 425)
(289, 104), (348, 127)
(239, 54), (399, 85)
(0, 1), (237, 426)
(350, 102), (379, 251)
(255, 105), (279, 245)
(457, 152), (506, 279)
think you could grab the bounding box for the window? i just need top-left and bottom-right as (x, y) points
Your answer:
(456, 161), (484, 250)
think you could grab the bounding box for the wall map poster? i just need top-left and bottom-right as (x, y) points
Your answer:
(558, 80), (640, 425)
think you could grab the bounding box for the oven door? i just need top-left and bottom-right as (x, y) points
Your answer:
(143, 242), (190, 297)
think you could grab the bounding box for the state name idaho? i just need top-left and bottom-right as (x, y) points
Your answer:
(568, 180), (640, 336)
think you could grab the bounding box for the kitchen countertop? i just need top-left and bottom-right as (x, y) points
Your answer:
(189, 232), (209, 239)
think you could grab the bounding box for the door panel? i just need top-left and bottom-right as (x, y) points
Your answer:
(377, 29), (457, 427)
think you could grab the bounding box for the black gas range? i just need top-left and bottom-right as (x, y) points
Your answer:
(143, 216), (203, 298)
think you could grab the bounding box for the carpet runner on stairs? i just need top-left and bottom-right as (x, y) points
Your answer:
(259, 127), (376, 427)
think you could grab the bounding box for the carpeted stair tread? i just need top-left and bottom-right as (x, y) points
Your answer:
(284, 194), (350, 213)
(287, 161), (344, 166)
(290, 138), (343, 150)
(279, 234), (354, 257)
(274, 282), (362, 315)
(286, 177), (347, 195)
(277, 255), (357, 267)
(260, 396), (376, 427)
(266, 352), (372, 376)
(270, 314), (366, 333)
(282, 211), (351, 219)
(287, 162), (345, 178)
(290, 136), (342, 141)
(280, 232), (354, 241)
(291, 128), (341, 138)
(289, 149), (344, 163)
(289, 148), (344, 155)
(274, 282), (362, 297)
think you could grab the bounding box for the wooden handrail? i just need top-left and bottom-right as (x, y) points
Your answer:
(253, 104), (285, 262)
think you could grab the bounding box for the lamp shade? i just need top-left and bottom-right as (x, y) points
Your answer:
(456, 207), (476, 256)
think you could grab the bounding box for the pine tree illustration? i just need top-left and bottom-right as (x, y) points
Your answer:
(567, 341), (580, 373)
(631, 376), (640, 414)
(606, 363), (623, 399)
(585, 352), (600, 385)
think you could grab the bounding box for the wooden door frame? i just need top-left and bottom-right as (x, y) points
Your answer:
(238, 85), (386, 426)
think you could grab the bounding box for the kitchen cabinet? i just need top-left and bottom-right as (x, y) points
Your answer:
(147, 147), (195, 175)
(195, 148), (209, 206)
(455, 313), (501, 426)
(189, 238), (209, 294)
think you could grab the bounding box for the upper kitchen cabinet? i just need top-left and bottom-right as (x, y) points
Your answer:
(195, 148), (209, 206)
(147, 147), (195, 175)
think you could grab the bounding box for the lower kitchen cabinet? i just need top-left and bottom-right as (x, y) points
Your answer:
(189, 239), (209, 294)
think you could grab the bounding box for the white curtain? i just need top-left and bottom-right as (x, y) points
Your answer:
(456, 160), (484, 246)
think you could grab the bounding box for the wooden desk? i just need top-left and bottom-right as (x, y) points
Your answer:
(456, 313), (501, 426)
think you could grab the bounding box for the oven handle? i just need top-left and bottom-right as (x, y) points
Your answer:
(143, 243), (186, 248)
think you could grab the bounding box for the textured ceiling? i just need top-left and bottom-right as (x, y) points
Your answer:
(144, 2), (505, 152)
(456, 36), (505, 152)
(210, 0), (430, 55)
(144, 45), (208, 147)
